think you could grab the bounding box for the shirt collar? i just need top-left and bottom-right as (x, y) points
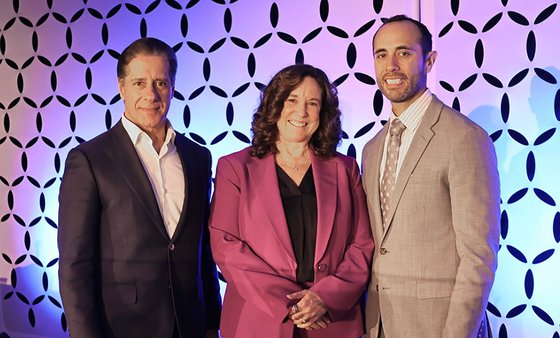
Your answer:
(121, 115), (176, 147)
(389, 88), (432, 130)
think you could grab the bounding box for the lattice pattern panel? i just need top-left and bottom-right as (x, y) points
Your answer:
(432, 1), (560, 336)
(0, 0), (558, 337)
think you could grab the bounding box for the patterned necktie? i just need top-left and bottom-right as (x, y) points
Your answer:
(380, 118), (406, 229)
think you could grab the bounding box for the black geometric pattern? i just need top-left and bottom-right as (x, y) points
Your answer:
(434, 1), (560, 337)
(0, 0), (558, 337)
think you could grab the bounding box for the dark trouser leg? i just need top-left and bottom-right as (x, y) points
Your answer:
(172, 322), (181, 338)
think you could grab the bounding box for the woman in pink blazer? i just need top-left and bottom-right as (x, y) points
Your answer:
(209, 64), (374, 338)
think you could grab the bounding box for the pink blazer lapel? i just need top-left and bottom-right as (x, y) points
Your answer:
(247, 154), (297, 264)
(310, 152), (337, 263)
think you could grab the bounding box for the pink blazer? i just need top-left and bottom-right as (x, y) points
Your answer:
(209, 147), (374, 338)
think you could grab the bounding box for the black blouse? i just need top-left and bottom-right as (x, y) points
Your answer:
(276, 165), (318, 284)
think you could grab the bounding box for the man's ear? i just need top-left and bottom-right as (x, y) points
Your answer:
(425, 50), (438, 73)
(117, 78), (125, 100)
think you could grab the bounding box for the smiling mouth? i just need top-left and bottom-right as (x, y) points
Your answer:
(385, 78), (403, 85)
(288, 120), (307, 127)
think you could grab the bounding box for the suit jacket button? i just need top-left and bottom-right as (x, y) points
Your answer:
(379, 247), (388, 255)
(317, 264), (327, 271)
(169, 243), (175, 251)
(376, 284), (379, 292)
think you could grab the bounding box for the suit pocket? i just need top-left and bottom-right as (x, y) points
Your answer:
(416, 280), (454, 299)
(408, 169), (440, 185)
(102, 283), (137, 304)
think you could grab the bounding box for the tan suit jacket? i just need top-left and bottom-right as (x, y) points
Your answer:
(362, 95), (500, 338)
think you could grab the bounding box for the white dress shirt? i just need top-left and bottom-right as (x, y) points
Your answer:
(122, 116), (185, 238)
(380, 89), (433, 182)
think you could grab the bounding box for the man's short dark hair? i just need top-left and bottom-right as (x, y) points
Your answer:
(117, 37), (178, 85)
(375, 14), (433, 56)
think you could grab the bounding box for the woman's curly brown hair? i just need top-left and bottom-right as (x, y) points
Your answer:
(250, 64), (342, 159)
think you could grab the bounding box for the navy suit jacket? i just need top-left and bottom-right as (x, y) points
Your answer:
(58, 120), (221, 338)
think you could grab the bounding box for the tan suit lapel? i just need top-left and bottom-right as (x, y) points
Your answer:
(381, 97), (444, 242)
(310, 152), (337, 263)
(365, 125), (388, 243)
(247, 154), (297, 264)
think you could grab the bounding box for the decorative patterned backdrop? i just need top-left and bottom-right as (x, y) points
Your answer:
(0, 0), (558, 337)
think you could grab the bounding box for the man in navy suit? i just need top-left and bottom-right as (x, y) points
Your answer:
(58, 37), (221, 338)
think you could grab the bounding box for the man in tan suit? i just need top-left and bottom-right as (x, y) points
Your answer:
(362, 15), (500, 338)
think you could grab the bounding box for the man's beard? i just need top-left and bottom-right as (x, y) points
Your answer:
(379, 75), (421, 104)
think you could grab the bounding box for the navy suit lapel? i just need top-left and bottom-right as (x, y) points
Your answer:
(173, 134), (198, 241)
(106, 121), (168, 239)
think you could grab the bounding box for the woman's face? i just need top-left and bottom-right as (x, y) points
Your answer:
(276, 76), (322, 145)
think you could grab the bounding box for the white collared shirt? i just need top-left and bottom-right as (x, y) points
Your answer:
(380, 89), (433, 182)
(122, 116), (185, 238)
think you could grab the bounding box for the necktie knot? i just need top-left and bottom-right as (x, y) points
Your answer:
(390, 118), (406, 137)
